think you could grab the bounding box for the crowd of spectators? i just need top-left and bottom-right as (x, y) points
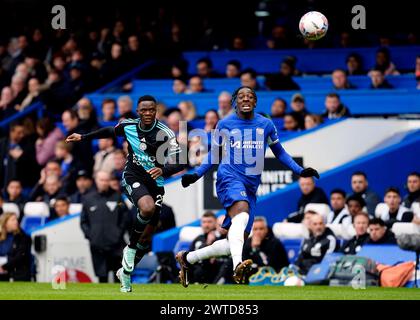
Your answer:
(181, 171), (419, 282)
(0, 7), (419, 283)
(280, 171), (419, 275)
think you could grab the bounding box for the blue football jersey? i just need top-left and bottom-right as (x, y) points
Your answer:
(208, 113), (279, 190)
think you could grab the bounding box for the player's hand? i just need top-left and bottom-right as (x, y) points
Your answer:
(181, 173), (199, 188)
(300, 167), (320, 179)
(65, 133), (82, 143)
(147, 167), (163, 180)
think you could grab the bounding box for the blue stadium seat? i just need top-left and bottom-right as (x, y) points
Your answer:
(21, 216), (47, 234)
(86, 88), (420, 119)
(132, 252), (159, 284)
(173, 241), (191, 255)
(281, 238), (303, 264)
(183, 46), (420, 74)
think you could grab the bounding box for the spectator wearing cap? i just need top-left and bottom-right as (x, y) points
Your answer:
(377, 187), (414, 228)
(367, 218), (397, 244)
(326, 189), (352, 227)
(322, 93), (351, 119)
(290, 93), (308, 129)
(93, 136), (116, 176)
(286, 177), (329, 223)
(265, 57), (300, 91)
(349, 171), (380, 217)
(403, 172), (420, 209)
(270, 98), (287, 119)
(341, 212), (370, 254)
(369, 68), (394, 89)
(70, 170), (94, 203)
(225, 60), (241, 78)
(332, 69), (356, 90)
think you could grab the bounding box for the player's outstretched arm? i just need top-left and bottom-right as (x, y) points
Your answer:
(65, 126), (115, 143)
(269, 142), (319, 179)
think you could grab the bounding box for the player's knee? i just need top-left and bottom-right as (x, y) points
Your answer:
(139, 200), (155, 218)
(231, 201), (249, 215)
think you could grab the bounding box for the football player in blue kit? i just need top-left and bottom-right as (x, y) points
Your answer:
(176, 86), (319, 286)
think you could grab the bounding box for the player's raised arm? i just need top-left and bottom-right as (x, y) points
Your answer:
(65, 126), (117, 143)
(267, 121), (319, 179)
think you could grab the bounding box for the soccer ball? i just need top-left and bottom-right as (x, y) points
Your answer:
(299, 11), (328, 40)
(284, 275), (305, 287)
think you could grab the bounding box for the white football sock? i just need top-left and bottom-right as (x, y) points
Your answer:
(228, 212), (249, 270)
(186, 239), (230, 264)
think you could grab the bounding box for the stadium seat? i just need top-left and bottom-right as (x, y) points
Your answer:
(272, 222), (309, 239)
(391, 222), (420, 236)
(178, 226), (203, 242)
(411, 202), (420, 217)
(305, 253), (344, 285)
(69, 203), (83, 215)
(374, 203), (389, 219)
(304, 203), (331, 221)
(20, 216), (47, 234)
(23, 202), (50, 218)
(357, 244), (415, 266)
(2, 202), (21, 219)
(132, 252), (159, 284)
(281, 239), (303, 264)
(172, 226), (203, 255)
(326, 224), (355, 240)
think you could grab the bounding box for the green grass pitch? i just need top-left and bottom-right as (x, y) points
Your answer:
(0, 282), (419, 300)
